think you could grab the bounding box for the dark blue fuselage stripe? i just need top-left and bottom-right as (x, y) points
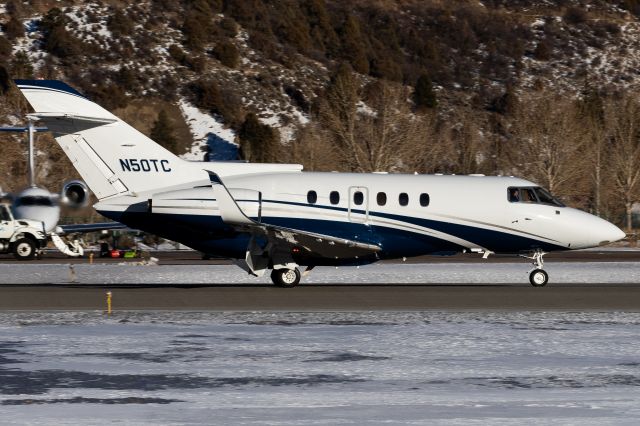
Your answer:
(99, 198), (566, 257)
(259, 198), (561, 248)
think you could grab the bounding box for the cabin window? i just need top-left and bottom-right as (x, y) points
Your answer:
(377, 192), (387, 206)
(399, 192), (409, 206)
(330, 191), (340, 205)
(420, 193), (430, 207)
(353, 191), (364, 205)
(307, 190), (317, 204)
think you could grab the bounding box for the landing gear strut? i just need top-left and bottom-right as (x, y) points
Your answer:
(523, 249), (549, 287)
(271, 268), (301, 288)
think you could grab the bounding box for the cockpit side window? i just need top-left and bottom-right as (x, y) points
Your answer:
(508, 187), (520, 202)
(521, 188), (537, 203)
(0, 205), (10, 221)
(507, 186), (564, 207)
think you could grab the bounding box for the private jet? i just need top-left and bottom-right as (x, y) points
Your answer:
(0, 120), (124, 257)
(15, 80), (626, 286)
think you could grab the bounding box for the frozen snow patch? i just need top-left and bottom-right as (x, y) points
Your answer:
(178, 100), (237, 162)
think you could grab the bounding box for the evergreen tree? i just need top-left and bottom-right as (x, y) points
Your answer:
(340, 15), (369, 75)
(304, 0), (339, 56)
(0, 36), (11, 60)
(0, 65), (11, 95)
(182, 13), (207, 51)
(182, 0), (216, 51)
(150, 110), (178, 153)
(413, 74), (437, 110)
(107, 9), (134, 37)
(4, 16), (24, 40)
(213, 40), (239, 68)
(490, 84), (518, 116)
(238, 112), (278, 163)
(40, 8), (81, 59)
(10, 51), (34, 79)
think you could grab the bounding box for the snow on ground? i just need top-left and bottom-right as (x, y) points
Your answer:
(1, 262), (640, 284)
(178, 100), (237, 161)
(0, 311), (639, 424)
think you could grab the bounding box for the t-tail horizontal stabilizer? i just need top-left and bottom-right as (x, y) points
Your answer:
(27, 113), (117, 135)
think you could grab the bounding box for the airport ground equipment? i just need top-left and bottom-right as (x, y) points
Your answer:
(0, 203), (47, 260)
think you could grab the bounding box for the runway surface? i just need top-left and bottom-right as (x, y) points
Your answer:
(1, 249), (639, 311)
(2, 248), (640, 264)
(1, 284), (640, 311)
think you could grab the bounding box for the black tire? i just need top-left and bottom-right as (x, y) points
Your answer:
(529, 269), (549, 287)
(271, 268), (301, 288)
(13, 237), (36, 261)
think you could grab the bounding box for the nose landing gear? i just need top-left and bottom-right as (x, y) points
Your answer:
(523, 250), (549, 287)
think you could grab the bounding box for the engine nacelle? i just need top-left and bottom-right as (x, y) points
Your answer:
(61, 180), (90, 209)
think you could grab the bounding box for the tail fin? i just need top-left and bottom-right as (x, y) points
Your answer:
(15, 80), (194, 199)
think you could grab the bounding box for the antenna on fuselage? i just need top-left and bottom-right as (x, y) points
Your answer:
(0, 121), (49, 188)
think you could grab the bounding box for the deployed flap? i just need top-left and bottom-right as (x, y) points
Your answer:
(208, 172), (381, 259)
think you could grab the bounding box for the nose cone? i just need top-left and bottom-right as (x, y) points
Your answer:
(14, 205), (59, 232)
(567, 209), (626, 249)
(598, 222), (626, 246)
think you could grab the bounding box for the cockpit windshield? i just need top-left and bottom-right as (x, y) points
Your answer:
(15, 196), (54, 207)
(508, 186), (564, 207)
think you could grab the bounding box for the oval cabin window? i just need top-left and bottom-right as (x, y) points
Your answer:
(353, 191), (364, 205)
(330, 191), (340, 205)
(399, 193), (409, 206)
(420, 193), (430, 207)
(307, 190), (317, 204)
(377, 192), (387, 206)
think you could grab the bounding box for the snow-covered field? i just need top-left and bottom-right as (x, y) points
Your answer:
(1, 262), (640, 284)
(0, 311), (639, 424)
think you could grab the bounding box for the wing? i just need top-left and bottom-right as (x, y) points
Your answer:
(208, 172), (381, 259)
(56, 222), (129, 234)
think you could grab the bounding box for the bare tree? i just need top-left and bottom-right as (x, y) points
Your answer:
(355, 82), (431, 172)
(284, 123), (341, 172)
(511, 92), (587, 199)
(320, 70), (449, 174)
(318, 63), (362, 171)
(605, 95), (640, 232)
(441, 107), (484, 175)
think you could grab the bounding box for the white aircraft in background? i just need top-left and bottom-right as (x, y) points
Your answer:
(15, 79), (626, 286)
(0, 120), (124, 257)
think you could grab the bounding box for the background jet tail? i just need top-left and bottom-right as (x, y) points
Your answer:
(15, 80), (196, 199)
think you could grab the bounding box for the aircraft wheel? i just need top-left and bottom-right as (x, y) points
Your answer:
(529, 269), (549, 287)
(13, 238), (36, 261)
(271, 268), (301, 288)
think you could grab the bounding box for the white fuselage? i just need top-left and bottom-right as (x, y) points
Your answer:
(94, 168), (625, 262)
(14, 79), (626, 272)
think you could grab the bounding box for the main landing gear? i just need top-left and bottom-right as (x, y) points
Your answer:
(270, 268), (301, 288)
(523, 250), (549, 287)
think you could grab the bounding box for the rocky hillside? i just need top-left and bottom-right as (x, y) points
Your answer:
(1, 0), (640, 226)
